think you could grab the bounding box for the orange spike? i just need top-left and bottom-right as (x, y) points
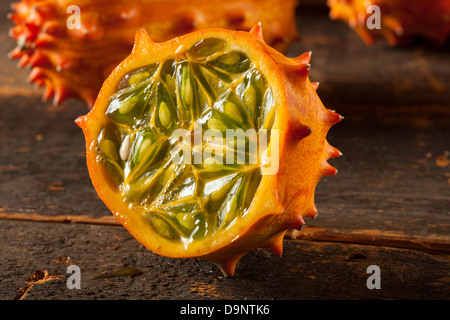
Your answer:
(292, 51), (312, 65)
(306, 204), (319, 219)
(288, 122), (312, 144)
(132, 28), (155, 54)
(34, 78), (45, 87)
(27, 67), (46, 82)
(8, 47), (24, 59)
(324, 110), (344, 126)
(325, 140), (342, 159)
(53, 83), (73, 106)
(311, 81), (320, 91)
(7, 13), (21, 24)
(212, 253), (246, 277)
(249, 22), (265, 42)
(323, 162), (338, 176)
(42, 82), (54, 101)
(28, 50), (51, 67)
(262, 231), (287, 256)
(34, 33), (54, 48)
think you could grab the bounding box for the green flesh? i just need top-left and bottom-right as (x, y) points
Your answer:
(98, 38), (275, 246)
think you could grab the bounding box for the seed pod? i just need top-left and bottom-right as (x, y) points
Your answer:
(76, 26), (342, 276)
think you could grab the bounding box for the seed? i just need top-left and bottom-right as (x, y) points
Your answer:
(159, 102), (172, 128)
(243, 85), (256, 109)
(148, 214), (179, 241)
(133, 133), (155, 166)
(118, 95), (138, 114)
(128, 71), (150, 87)
(263, 108), (276, 131)
(224, 101), (242, 123)
(177, 213), (196, 231)
(181, 67), (193, 106)
(119, 135), (131, 161)
(189, 38), (226, 58)
(165, 74), (175, 93)
(100, 139), (119, 161)
(211, 51), (250, 73)
(138, 138), (151, 162)
(219, 52), (240, 65)
(207, 118), (227, 132)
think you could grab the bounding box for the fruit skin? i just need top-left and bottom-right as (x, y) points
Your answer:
(76, 25), (342, 276)
(8, 0), (299, 108)
(327, 0), (450, 46)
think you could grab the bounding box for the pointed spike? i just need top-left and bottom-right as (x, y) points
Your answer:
(9, 26), (23, 41)
(309, 204), (319, 219)
(7, 13), (20, 24)
(42, 21), (65, 37)
(132, 28), (155, 54)
(8, 47), (24, 59)
(34, 78), (45, 87)
(300, 200), (319, 220)
(53, 83), (72, 105)
(311, 81), (320, 91)
(289, 123), (312, 144)
(18, 54), (31, 68)
(27, 67), (45, 82)
(10, 2), (19, 12)
(249, 22), (265, 42)
(54, 55), (77, 71)
(325, 140), (342, 159)
(263, 232), (286, 256)
(34, 33), (54, 48)
(211, 253), (245, 277)
(42, 82), (54, 102)
(28, 51), (50, 68)
(75, 115), (86, 129)
(292, 51), (312, 65)
(323, 163), (338, 176)
(292, 213), (306, 230)
(325, 110), (343, 126)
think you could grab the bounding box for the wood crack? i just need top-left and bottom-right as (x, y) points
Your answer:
(286, 228), (450, 255)
(14, 270), (60, 300)
(1, 212), (449, 256)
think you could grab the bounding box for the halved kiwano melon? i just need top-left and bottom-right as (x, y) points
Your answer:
(77, 26), (342, 276)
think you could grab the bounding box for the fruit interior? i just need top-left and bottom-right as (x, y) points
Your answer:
(96, 38), (275, 248)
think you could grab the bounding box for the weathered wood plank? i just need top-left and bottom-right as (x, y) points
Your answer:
(0, 220), (448, 300)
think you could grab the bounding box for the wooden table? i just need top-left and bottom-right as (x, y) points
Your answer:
(0, 2), (449, 300)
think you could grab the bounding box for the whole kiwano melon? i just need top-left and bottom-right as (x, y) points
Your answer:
(76, 25), (342, 276)
(8, 0), (299, 107)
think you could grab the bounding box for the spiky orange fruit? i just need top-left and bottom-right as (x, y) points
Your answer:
(76, 25), (341, 276)
(8, 0), (299, 107)
(328, 0), (450, 46)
